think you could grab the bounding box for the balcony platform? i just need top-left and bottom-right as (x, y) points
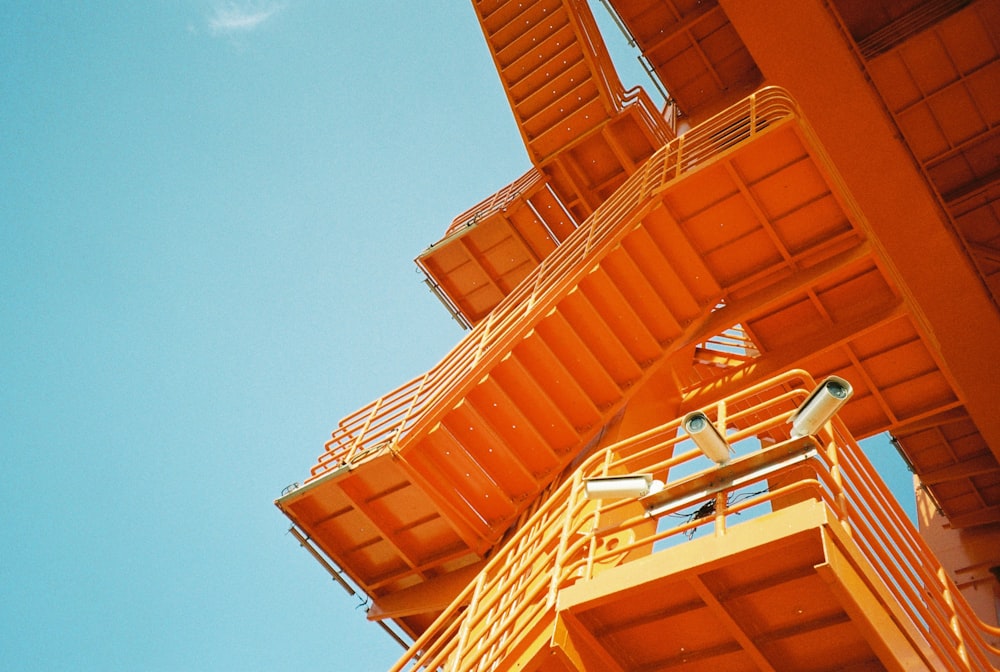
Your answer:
(552, 500), (942, 672)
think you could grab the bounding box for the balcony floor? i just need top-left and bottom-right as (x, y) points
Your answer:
(552, 500), (942, 672)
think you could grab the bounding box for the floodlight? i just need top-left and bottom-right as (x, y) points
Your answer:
(684, 411), (732, 464)
(789, 376), (853, 438)
(583, 474), (662, 500)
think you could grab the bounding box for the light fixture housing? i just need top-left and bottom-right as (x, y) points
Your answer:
(789, 375), (853, 438)
(583, 474), (661, 500)
(683, 411), (732, 464)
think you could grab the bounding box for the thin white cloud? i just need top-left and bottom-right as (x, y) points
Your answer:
(208, 2), (284, 35)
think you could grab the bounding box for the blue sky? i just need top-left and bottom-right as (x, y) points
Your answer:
(1, 2), (916, 670)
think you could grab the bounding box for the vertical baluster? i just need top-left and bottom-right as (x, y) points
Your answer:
(451, 571), (488, 672)
(348, 396), (384, 463)
(675, 133), (685, 178)
(472, 311), (496, 367)
(391, 375), (431, 447)
(713, 491), (728, 538)
(550, 472), (582, 602)
(938, 567), (969, 667)
(825, 437), (852, 537)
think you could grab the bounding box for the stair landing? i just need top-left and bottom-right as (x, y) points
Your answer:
(551, 500), (942, 671)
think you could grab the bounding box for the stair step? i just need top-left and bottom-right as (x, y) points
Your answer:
(491, 351), (583, 453)
(602, 243), (684, 343)
(514, 55), (593, 125)
(641, 205), (723, 309)
(496, 18), (574, 71)
(488, 0), (563, 52)
(620, 224), (703, 323)
(529, 96), (609, 158)
(479, 0), (559, 35)
(442, 399), (541, 501)
(520, 79), (601, 140)
(512, 328), (603, 430)
(508, 40), (585, 103)
(533, 309), (624, 409)
(413, 428), (518, 529)
(578, 264), (663, 366)
(399, 438), (483, 541)
(467, 374), (561, 477)
(558, 286), (644, 386)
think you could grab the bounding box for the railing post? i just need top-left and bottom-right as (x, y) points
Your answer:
(825, 437), (852, 537)
(391, 375), (429, 449)
(472, 311), (496, 367)
(348, 397), (383, 463)
(451, 570), (488, 672)
(713, 491), (728, 538)
(527, 266), (543, 310)
(585, 215), (597, 253)
(939, 567), (970, 667)
(550, 473), (582, 604)
(675, 133), (685, 178)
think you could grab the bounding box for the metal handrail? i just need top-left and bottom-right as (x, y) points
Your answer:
(308, 87), (798, 482)
(441, 168), (544, 238)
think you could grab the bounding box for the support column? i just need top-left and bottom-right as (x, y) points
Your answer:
(720, 0), (1000, 461)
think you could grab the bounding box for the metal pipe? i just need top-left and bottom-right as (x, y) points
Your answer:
(287, 526), (355, 596)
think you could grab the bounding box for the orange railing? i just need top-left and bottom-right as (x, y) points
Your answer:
(308, 87), (798, 482)
(388, 370), (1000, 671)
(441, 168), (547, 237)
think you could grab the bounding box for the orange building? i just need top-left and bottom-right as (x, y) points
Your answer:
(276, 1), (1000, 669)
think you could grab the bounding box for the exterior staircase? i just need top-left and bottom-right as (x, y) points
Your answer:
(274, 0), (1000, 663)
(276, 88), (901, 635)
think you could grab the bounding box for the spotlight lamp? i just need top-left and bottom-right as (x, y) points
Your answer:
(684, 411), (732, 464)
(583, 474), (663, 500)
(789, 375), (853, 438)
